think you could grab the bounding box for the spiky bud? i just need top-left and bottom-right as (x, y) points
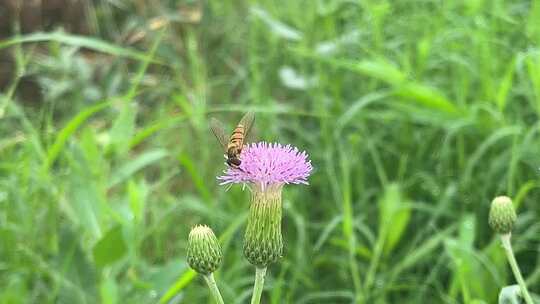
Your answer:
(187, 225), (222, 275)
(243, 185), (283, 268)
(489, 196), (517, 234)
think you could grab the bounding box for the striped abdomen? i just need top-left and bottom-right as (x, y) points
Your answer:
(227, 124), (245, 155)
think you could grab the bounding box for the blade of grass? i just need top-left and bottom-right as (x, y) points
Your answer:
(124, 27), (167, 101)
(291, 47), (461, 115)
(461, 126), (521, 187)
(158, 269), (197, 304)
(389, 225), (457, 282)
(177, 153), (212, 204)
(43, 100), (112, 171)
(108, 149), (168, 188)
(337, 142), (363, 302)
(128, 115), (186, 149)
(0, 31), (161, 63)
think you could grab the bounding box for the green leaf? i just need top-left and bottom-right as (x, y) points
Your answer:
(0, 276), (28, 303)
(109, 149), (168, 187)
(250, 6), (303, 41)
(158, 269), (197, 304)
(496, 58), (516, 111)
(498, 285), (522, 304)
(66, 146), (106, 239)
(446, 215), (477, 301)
(129, 115), (186, 148)
(44, 101), (111, 170)
(0, 31), (158, 63)
(93, 226), (127, 268)
(178, 152), (211, 203)
(127, 179), (147, 223)
(396, 82), (459, 115)
(527, 1), (540, 40)
(292, 48), (460, 115)
(100, 275), (119, 304)
(446, 215), (498, 302)
(378, 183), (411, 255)
(109, 103), (137, 157)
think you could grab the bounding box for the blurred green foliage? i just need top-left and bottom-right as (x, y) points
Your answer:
(1, 0), (540, 303)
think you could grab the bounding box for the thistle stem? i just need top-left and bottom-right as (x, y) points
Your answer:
(250, 267), (267, 304)
(203, 273), (225, 304)
(500, 233), (534, 304)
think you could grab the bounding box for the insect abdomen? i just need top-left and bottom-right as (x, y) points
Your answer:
(228, 125), (245, 150)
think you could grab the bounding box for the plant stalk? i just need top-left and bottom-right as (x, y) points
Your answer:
(250, 267), (267, 304)
(500, 233), (534, 304)
(203, 273), (225, 304)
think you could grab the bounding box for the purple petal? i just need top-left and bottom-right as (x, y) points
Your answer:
(218, 142), (312, 188)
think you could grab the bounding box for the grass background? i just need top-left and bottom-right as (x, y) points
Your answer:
(1, 0), (540, 303)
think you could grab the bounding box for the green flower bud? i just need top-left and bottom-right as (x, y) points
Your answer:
(243, 185), (283, 268)
(187, 225), (222, 275)
(489, 196), (517, 234)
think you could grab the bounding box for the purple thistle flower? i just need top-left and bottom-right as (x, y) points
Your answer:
(218, 142), (312, 189)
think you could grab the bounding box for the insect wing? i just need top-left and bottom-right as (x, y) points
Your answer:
(209, 117), (229, 150)
(239, 111), (255, 142)
(245, 124), (258, 144)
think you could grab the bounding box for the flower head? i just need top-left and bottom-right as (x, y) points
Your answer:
(218, 142), (312, 189)
(489, 196), (517, 234)
(187, 225), (223, 275)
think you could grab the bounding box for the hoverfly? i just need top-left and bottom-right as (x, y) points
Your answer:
(210, 111), (255, 169)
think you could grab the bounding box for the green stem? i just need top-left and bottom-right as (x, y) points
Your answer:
(250, 267), (267, 304)
(364, 225), (386, 292)
(203, 273), (225, 304)
(500, 234), (535, 304)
